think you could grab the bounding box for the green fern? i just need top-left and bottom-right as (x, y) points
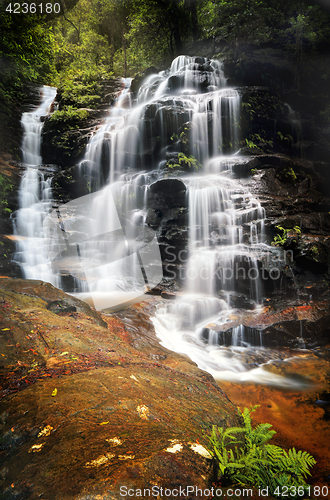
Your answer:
(205, 406), (316, 498)
(177, 153), (202, 171)
(166, 153), (203, 171)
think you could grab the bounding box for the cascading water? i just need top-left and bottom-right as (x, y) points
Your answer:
(73, 55), (292, 385)
(13, 86), (59, 285)
(131, 57), (301, 388)
(285, 103), (304, 157)
(47, 56), (233, 310)
(22, 57), (301, 387)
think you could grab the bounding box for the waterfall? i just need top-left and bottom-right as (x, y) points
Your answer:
(134, 57), (299, 387)
(285, 103), (304, 157)
(16, 57), (303, 387)
(44, 56), (233, 310)
(13, 86), (59, 285)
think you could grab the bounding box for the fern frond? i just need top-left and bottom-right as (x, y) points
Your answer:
(206, 406), (316, 497)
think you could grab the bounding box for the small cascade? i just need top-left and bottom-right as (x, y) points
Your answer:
(184, 172), (265, 303)
(81, 78), (133, 186)
(13, 86), (59, 285)
(285, 103), (304, 157)
(20, 86), (57, 166)
(191, 89), (240, 162)
(231, 325), (263, 347)
(201, 324), (263, 348)
(80, 57), (233, 190)
(299, 320), (306, 349)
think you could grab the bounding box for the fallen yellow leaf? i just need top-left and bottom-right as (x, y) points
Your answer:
(52, 388), (57, 397)
(38, 425), (53, 438)
(99, 421), (109, 425)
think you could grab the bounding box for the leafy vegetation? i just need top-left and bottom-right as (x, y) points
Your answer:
(277, 131), (294, 144)
(0, 0), (330, 156)
(276, 166), (298, 184)
(50, 106), (89, 124)
(166, 153), (202, 171)
(272, 225), (301, 247)
(2, 0), (330, 89)
(206, 406), (316, 497)
(0, 174), (14, 216)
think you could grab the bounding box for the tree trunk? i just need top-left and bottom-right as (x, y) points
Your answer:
(185, 0), (199, 40)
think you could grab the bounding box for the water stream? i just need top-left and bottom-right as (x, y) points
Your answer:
(13, 86), (59, 286)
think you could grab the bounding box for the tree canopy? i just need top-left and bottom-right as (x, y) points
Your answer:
(0, 0), (330, 153)
(1, 0), (330, 85)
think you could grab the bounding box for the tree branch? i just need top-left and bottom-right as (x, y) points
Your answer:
(58, 0), (80, 43)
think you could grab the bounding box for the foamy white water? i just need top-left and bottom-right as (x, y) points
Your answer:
(14, 86), (59, 285)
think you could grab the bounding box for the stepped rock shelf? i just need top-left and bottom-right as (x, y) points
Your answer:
(1, 55), (330, 495)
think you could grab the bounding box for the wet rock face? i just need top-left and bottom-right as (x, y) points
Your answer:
(41, 119), (93, 167)
(238, 152), (330, 280)
(0, 155), (24, 278)
(209, 300), (330, 350)
(147, 178), (187, 210)
(224, 47), (296, 92)
(0, 279), (239, 499)
(130, 67), (160, 95)
(146, 179), (188, 282)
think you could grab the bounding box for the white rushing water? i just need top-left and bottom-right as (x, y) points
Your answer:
(131, 57), (304, 388)
(16, 58), (305, 387)
(14, 86), (60, 285)
(78, 55), (298, 387)
(51, 55), (238, 309)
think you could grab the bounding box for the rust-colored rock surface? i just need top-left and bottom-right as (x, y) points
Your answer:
(0, 278), (239, 500)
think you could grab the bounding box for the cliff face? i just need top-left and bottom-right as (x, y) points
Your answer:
(0, 45), (330, 495)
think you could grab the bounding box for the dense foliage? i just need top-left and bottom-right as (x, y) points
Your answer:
(206, 406), (316, 497)
(0, 0), (330, 154)
(0, 0), (78, 152)
(2, 0), (330, 82)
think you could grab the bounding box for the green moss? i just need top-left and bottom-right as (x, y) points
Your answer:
(0, 174), (14, 216)
(276, 166), (297, 184)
